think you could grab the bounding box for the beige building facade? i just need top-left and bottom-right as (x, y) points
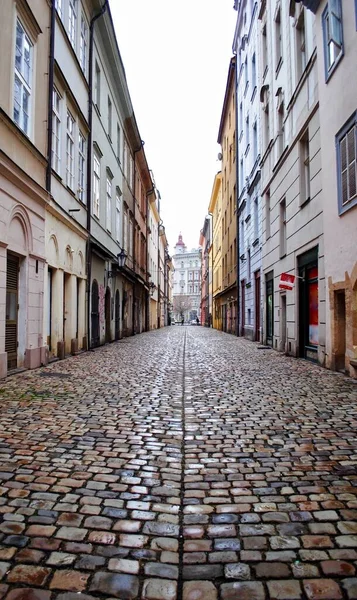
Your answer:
(208, 173), (223, 330)
(0, 0), (50, 377)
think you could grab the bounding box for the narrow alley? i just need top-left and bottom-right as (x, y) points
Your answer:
(0, 328), (356, 600)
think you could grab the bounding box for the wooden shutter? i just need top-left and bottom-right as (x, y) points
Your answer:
(5, 255), (19, 369)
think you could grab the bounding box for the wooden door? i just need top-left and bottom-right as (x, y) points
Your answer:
(5, 254), (19, 370)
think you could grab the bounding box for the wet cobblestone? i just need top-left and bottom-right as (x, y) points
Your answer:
(0, 327), (356, 598)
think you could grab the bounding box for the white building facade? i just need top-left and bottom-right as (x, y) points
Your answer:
(234, 0), (263, 342)
(172, 234), (201, 323)
(259, 0), (325, 364)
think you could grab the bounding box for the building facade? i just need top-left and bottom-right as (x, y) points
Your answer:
(259, 0), (325, 364)
(208, 173), (223, 330)
(216, 57), (238, 336)
(299, 0), (357, 377)
(234, 0), (263, 342)
(199, 216), (212, 327)
(172, 234), (201, 323)
(0, 0), (50, 377)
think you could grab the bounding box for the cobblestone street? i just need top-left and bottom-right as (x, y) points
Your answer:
(0, 327), (357, 600)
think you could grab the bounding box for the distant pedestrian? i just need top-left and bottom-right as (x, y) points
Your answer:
(181, 317), (184, 326)
(196, 317), (199, 325)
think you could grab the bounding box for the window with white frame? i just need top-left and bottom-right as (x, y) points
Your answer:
(336, 113), (357, 214)
(52, 87), (61, 174)
(274, 6), (282, 71)
(295, 9), (306, 81)
(55, 0), (63, 20)
(129, 218), (133, 257)
(106, 174), (112, 232)
(117, 124), (121, 162)
(322, 0), (343, 78)
(123, 210), (128, 251)
(116, 190), (121, 241)
(78, 131), (86, 202)
(68, 0), (77, 49)
(108, 96), (112, 140)
(14, 19), (32, 136)
(93, 153), (100, 218)
(299, 129), (310, 205)
(80, 15), (88, 74)
(66, 111), (75, 189)
(94, 61), (100, 109)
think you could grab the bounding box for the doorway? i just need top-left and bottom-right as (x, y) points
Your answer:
(298, 248), (318, 361)
(241, 280), (245, 336)
(47, 268), (53, 351)
(254, 271), (261, 342)
(334, 291), (346, 371)
(266, 273), (274, 346)
(105, 287), (111, 343)
(5, 254), (19, 370)
(91, 280), (99, 347)
(115, 290), (120, 340)
(281, 294), (287, 352)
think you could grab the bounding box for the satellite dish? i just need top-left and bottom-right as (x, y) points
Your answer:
(217, 152), (223, 161)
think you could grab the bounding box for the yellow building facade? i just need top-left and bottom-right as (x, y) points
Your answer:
(208, 173), (223, 330)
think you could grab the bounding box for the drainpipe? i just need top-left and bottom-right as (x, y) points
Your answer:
(46, 1), (56, 193)
(234, 56), (240, 338)
(86, 0), (108, 350)
(145, 187), (155, 332)
(132, 143), (144, 335)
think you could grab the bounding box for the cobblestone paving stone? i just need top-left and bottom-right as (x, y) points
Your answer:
(0, 327), (356, 599)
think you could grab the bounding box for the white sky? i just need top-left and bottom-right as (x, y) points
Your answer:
(110, 1), (236, 253)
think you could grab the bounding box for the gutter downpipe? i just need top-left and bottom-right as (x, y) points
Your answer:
(86, 0), (108, 350)
(145, 187), (155, 332)
(234, 55), (240, 338)
(132, 143), (143, 336)
(46, 1), (56, 194)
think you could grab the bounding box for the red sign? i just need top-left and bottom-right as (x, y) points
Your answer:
(279, 273), (295, 290)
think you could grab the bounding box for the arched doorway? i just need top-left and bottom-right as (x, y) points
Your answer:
(105, 287), (111, 343)
(91, 280), (99, 347)
(115, 290), (120, 340)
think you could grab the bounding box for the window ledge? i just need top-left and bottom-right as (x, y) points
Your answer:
(252, 237), (259, 247)
(300, 196), (311, 209)
(250, 86), (257, 103)
(325, 51), (344, 83)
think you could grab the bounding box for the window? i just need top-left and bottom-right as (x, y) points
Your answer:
(275, 6), (282, 72)
(248, 248), (251, 280)
(93, 154), (100, 218)
(254, 197), (259, 240)
(265, 190), (271, 239)
(106, 175), (112, 232)
(336, 113), (357, 214)
(80, 15), (88, 73)
(277, 103), (285, 157)
(322, 0), (343, 78)
(251, 53), (256, 92)
(295, 9), (306, 81)
(246, 115), (250, 151)
(116, 190), (121, 241)
(14, 20), (32, 136)
(244, 56), (248, 90)
(108, 97), (112, 140)
(280, 198), (287, 257)
(262, 21), (268, 78)
(253, 121), (258, 161)
(123, 210), (128, 251)
(94, 61), (100, 109)
(240, 220), (245, 255)
(68, 0), (77, 49)
(78, 131), (86, 202)
(52, 87), (61, 173)
(66, 111), (75, 189)
(117, 124), (121, 162)
(299, 130), (310, 205)
(129, 218), (133, 257)
(55, 0), (63, 19)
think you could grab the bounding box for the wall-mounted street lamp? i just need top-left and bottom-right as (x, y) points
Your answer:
(149, 281), (156, 296)
(108, 248), (128, 278)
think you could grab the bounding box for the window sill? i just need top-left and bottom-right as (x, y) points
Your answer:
(250, 86), (257, 103)
(339, 195), (357, 215)
(300, 196), (311, 209)
(245, 214), (251, 224)
(252, 237), (259, 247)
